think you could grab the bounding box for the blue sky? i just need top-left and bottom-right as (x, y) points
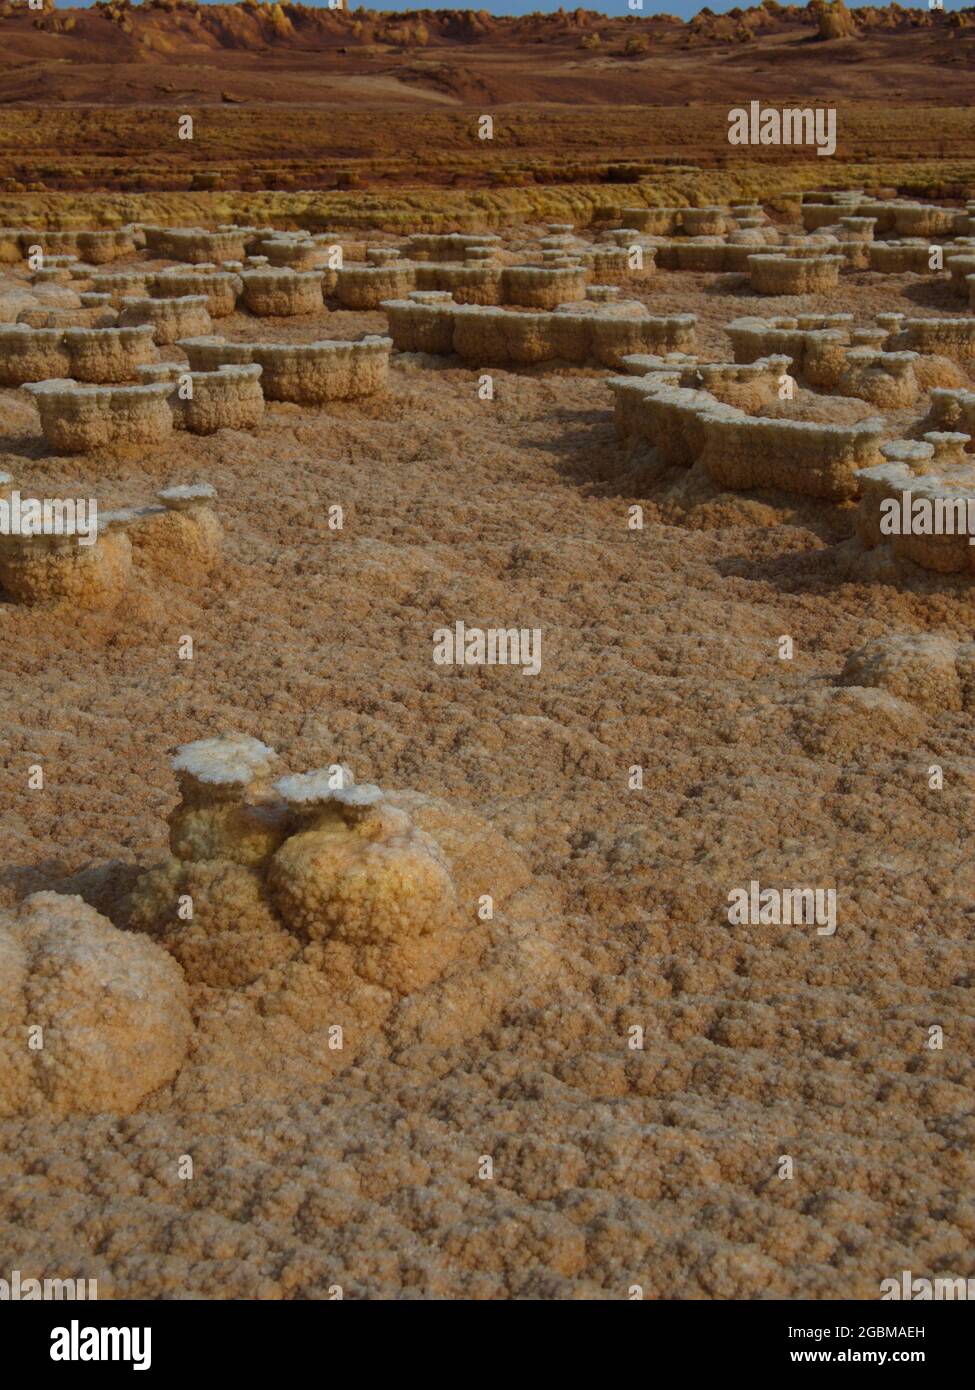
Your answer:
(60, 0), (947, 14)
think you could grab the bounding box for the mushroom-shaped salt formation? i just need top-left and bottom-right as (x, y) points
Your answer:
(681, 206), (731, 236)
(139, 362), (264, 434)
(413, 262), (504, 305)
(855, 446), (975, 573)
(944, 252), (975, 299)
(837, 348), (921, 409)
(0, 503), (132, 608)
(117, 734), (297, 989)
(143, 225), (248, 264)
(891, 203), (959, 238)
(694, 355), (791, 412)
(922, 432), (971, 469)
(74, 229), (136, 264)
(257, 236), (320, 271)
(404, 232), (500, 262)
(0, 322), (156, 385)
(168, 733), (287, 867)
(608, 372), (886, 498)
(90, 270), (149, 307)
(383, 298), (695, 368)
(18, 301), (119, 331)
(0, 323), (71, 382)
(118, 746), (475, 997)
(382, 292), (458, 354)
(335, 263), (417, 309)
(118, 294), (212, 345)
(747, 254), (844, 295)
(365, 247), (402, 267)
(0, 892), (191, 1117)
(265, 775), (462, 995)
(917, 388), (975, 440)
(123, 483), (223, 584)
(17, 229), (135, 264)
(579, 245), (656, 285)
(240, 269), (325, 317)
(178, 334), (390, 404)
(891, 316), (975, 363)
(23, 378), (174, 453)
(500, 265), (588, 309)
(619, 206), (681, 235)
(867, 240), (931, 273)
(726, 314), (853, 377)
(149, 269), (242, 318)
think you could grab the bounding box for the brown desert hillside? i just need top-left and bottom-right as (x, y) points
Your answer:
(0, 2), (973, 106)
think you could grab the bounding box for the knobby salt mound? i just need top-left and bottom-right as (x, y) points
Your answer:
(0, 893), (191, 1118)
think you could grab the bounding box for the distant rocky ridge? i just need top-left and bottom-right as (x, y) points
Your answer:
(3, 1), (973, 55)
(1, 1), (972, 110)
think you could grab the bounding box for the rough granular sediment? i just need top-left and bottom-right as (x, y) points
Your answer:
(838, 633), (975, 711)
